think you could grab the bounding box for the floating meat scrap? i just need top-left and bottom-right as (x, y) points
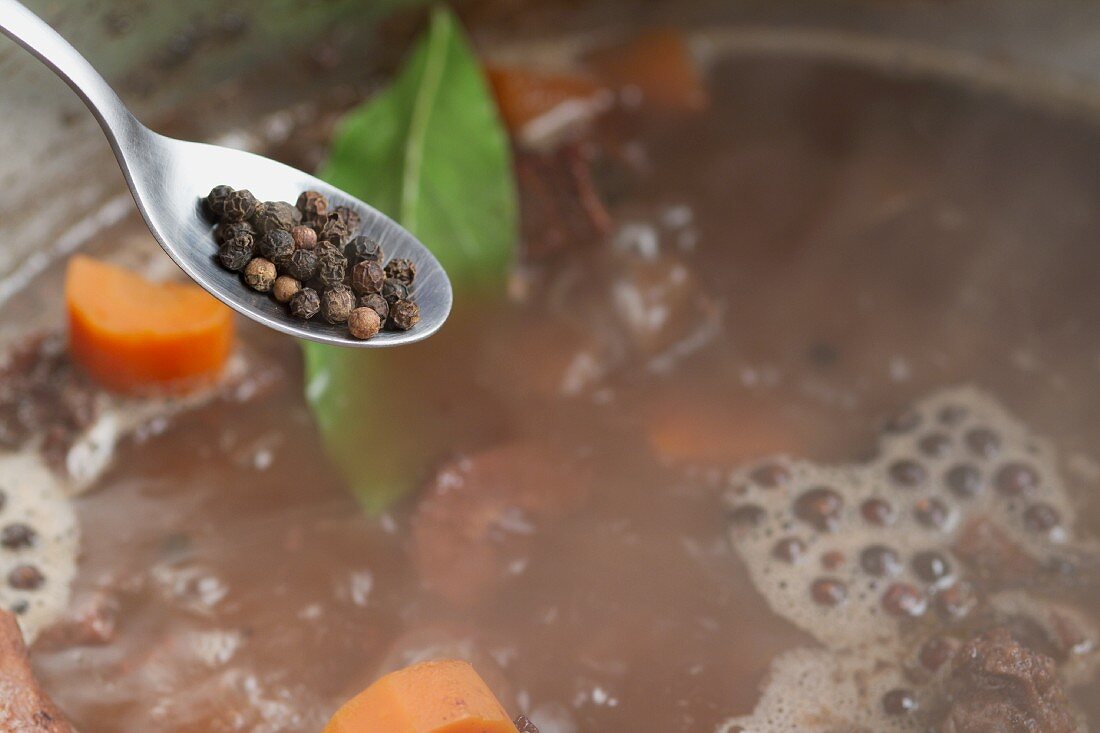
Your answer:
(0, 334), (100, 467)
(0, 610), (72, 731)
(516, 142), (612, 260)
(721, 387), (1097, 732)
(940, 628), (1078, 733)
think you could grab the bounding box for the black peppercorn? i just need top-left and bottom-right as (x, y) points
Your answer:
(252, 200), (301, 236)
(205, 186), (421, 334)
(348, 307), (382, 340)
(331, 205), (362, 237)
(351, 260), (385, 295)
(344, 235), (384, 265)
(290, 224), (317, 251)
(222, 189), (259, 222)
(289, 288), (321, 320)
(317, 247), (348, 289)
(315, 242), (341, 259)
(218, 235), (255, 271)
(321, 285), (355, 324)
(384, 258), (416, 286)
(296, 190), (329, 223)
(214, 219), (255, 244)
(317, 215), (350, 247)
(204, 184), (234, 219)
(286, 248), (320, 282)
(273, 275), (301, 304)
(359, 293), (389, 322)
(244, 258), (277, 292)
(382, 277), (409, 304)
(388, 299), (420, 331)
(259, 229), (295, 266)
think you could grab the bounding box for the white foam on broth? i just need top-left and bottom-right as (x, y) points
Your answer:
(0, 451), (78, 642)
(723, 386), (1094, 732)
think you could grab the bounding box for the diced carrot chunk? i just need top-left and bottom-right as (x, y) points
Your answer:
(65, 255), (234, 393)
(487, 65), (606, 132)
(323, 659), (516, 733)
(588, 28), (708, 111)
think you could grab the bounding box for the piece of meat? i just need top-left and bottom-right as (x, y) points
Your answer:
(411, 442), (591, 607)
(516, 142), (612, 260)
(939, 628), (1078, 733)
(33, 591), (119, 651)
(0, 610), (73, 732)
(0, 333), (100, 463)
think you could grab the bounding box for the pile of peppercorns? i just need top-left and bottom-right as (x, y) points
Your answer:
(202, 186), (420, 340)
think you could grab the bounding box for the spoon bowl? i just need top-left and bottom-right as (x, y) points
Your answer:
(132, 134), (453, 348)
(0, 0), (452, 348)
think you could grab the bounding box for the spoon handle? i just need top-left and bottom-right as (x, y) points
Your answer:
(0, 0), (143, 151)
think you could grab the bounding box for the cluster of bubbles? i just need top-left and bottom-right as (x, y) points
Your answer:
(720, 387), (1094, 733)
(0, 452), (78, 642)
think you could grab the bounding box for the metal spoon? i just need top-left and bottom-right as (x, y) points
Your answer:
(0, 0), (452, 348)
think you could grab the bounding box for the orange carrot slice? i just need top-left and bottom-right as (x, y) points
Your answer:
(588, 28), (708, 112)
(487, 65), (606, 133)
(65, 255), (234, 393)
(323, 659), (516, 733)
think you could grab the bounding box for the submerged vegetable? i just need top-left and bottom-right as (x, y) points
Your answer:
(322, 659), (516, 733)
(486, 65), (606, 133)
(304, 6), (518, 512)
(587, 28), (708, 112)
(65, 255), (234, 393)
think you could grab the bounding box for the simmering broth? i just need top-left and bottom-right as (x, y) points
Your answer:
(11, 50), (1100, 731)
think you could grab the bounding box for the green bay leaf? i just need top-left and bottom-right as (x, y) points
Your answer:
(319, 4), (516, 291)
(304, 5), (518, 513)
